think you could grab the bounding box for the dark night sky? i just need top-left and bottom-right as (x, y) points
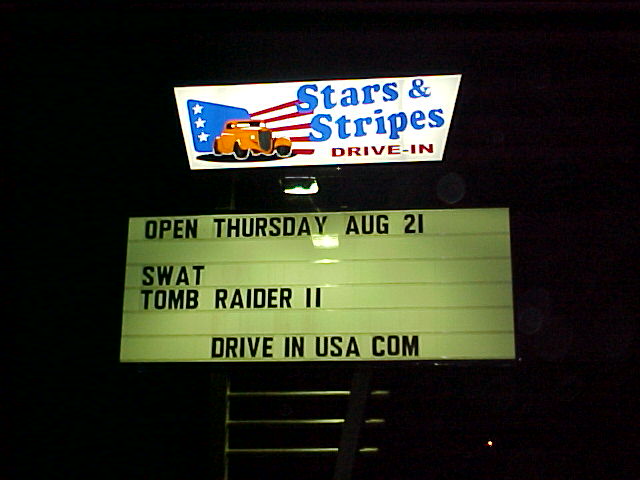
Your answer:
(7, 3), (639, 479)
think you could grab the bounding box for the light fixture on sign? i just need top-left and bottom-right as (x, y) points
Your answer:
(281, 177), (318, 195)
(437, 172), (466, 204)
(312, 234), (339, 249)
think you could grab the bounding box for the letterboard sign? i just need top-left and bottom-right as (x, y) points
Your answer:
(121, 208), (514, 362)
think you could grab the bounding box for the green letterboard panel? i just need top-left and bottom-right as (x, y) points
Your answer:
(120, 208), (514, 362)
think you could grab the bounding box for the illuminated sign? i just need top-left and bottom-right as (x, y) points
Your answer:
(174, 75), (461, 169)
(121, 208), (514, 362)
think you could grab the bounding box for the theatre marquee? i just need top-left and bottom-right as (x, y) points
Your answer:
(175, 75), (461, 169)
(120, 208), (514, 362)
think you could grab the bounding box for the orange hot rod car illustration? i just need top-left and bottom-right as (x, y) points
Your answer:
(213, 120), (293, 160)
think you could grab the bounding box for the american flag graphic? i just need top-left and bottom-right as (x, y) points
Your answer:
(187, 100), (250, 153)
(187, 98), (315, 156)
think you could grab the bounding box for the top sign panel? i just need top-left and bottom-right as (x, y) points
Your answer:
(175, 75), (461, 169)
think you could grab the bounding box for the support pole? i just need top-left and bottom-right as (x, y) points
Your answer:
(210, 372), (229, 480)
(333, 366), (372, 480)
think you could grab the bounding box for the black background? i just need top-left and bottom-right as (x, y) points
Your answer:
(7, 3), (639, 479)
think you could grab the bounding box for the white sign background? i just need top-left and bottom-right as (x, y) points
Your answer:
(175, 75), (461, 169)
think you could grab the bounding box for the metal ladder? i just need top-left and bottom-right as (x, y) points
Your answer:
(223, 368), (389, 480)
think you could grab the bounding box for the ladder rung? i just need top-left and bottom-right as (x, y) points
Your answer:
(227, 447), (379, 454)
(228, 390), (390, 397)
(227, 418), (385, 425)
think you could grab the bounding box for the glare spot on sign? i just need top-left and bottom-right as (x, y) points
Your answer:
(312, 234), (339, 249)
(314, 259), (340, 264)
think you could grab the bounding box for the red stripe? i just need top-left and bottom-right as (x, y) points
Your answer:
(250, 100), (301, 117)
(262, 110), (313, 123)
(271, 123), (311, 132)
(290, 136), (311, 142)
(292, 149), (315, 155)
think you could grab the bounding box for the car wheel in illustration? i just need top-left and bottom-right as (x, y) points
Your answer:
(233, 142), (249, 160)
(276, 145), (291, 158)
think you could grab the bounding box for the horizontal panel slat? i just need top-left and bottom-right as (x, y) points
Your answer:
(124, 258), (512, 287)
(123, 283), (512, 312)
(127, 208), (509, 241)
(126, 233), (510, 263)
(120, 332), (515, 362)
(122, 307), (513, 336)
